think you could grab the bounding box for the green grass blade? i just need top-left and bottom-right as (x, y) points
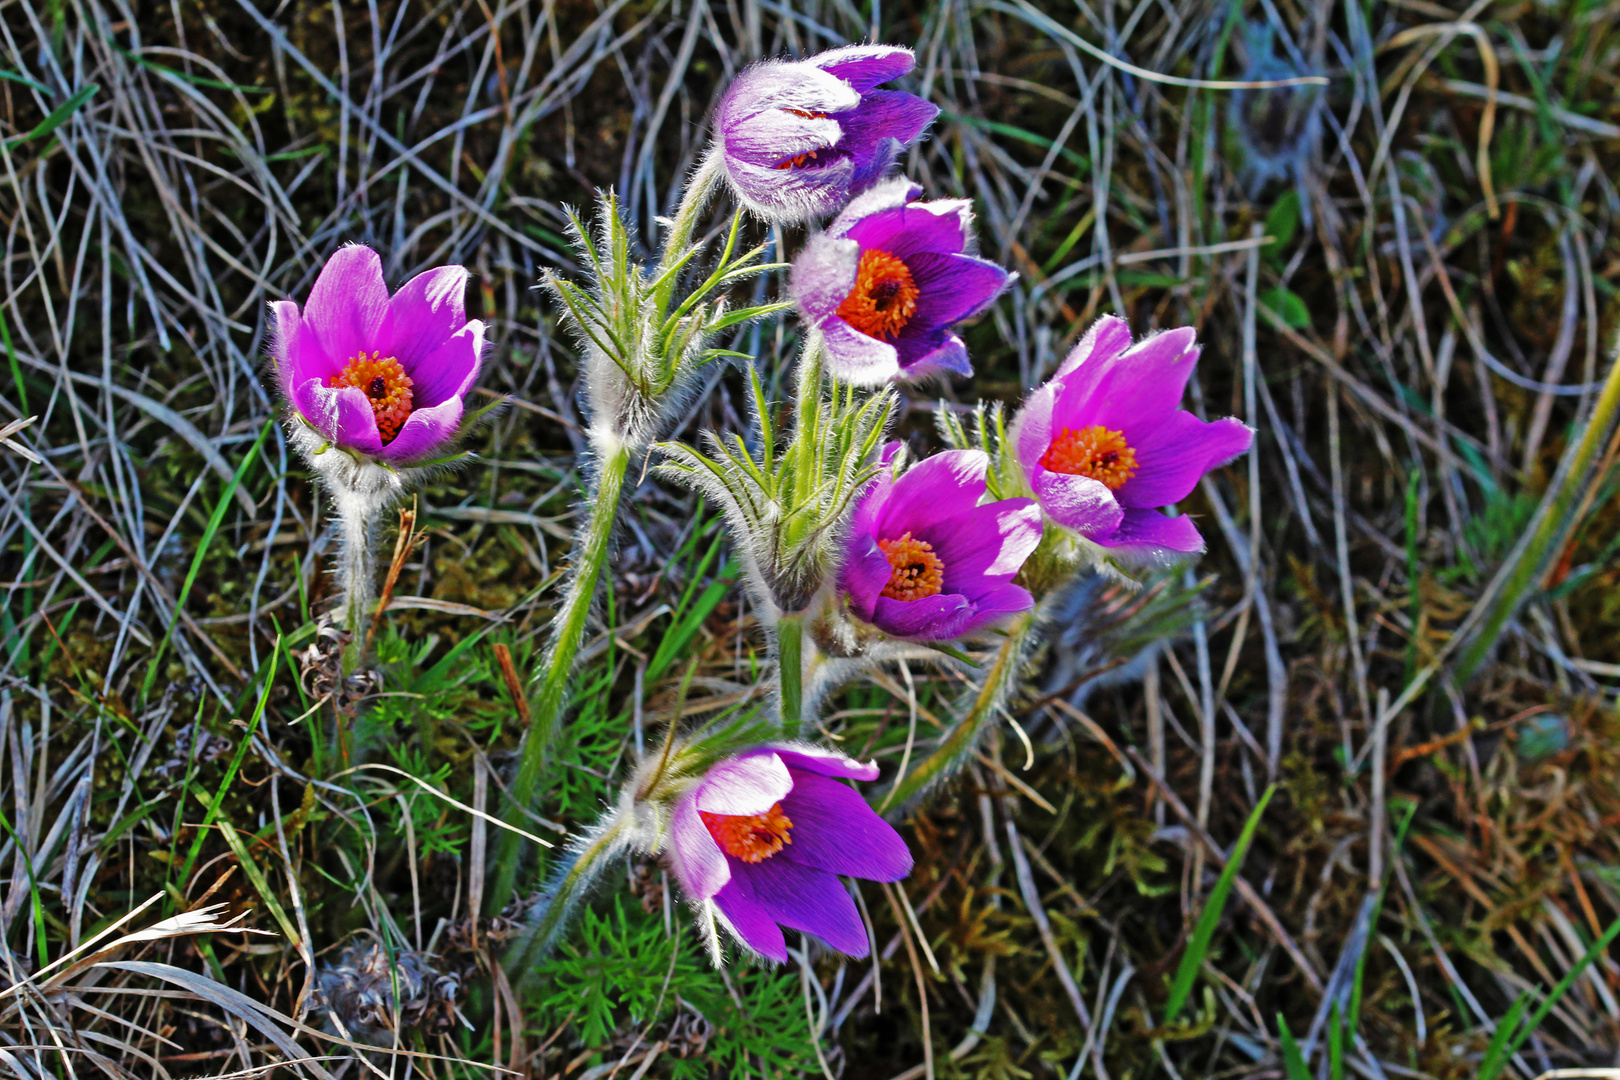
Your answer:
(1277, 1015), (1311, 1080)
(1477, 991), (1530, 1080)
(4, 83), (98, 147)
(1163, 784), (1276, 1023)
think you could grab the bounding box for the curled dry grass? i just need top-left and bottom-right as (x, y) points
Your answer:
(2, 0), (1620, 1077)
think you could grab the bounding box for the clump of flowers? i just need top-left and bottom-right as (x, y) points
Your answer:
(712, 46), (938, 225)
(791, 179), (1010, 384)
(270, 245), (484, 665)
(1009, 316), (1253, 564)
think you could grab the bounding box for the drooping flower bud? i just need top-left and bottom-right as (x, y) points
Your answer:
(791, 179), (1010, 385)
(713, 46), (938, 225)
(1009, 316), (1253, 564)
(842, 443), (1041, 641)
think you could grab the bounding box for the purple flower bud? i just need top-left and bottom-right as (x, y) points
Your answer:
(1009, 317), (1254, 561)
(713, 45), (938, 224)
(271, 245), (484, 464)
(791, 179), (1011, 384)
(842, 444), (1042, 640)
(667, 744), (911, 961)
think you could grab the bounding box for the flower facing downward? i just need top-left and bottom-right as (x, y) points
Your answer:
(1010, 316), (1254, 563)
(667, 746), (912, 961)
(842, 445), (1042, 641)
(713, 45), (938, 224)
(791, 180), (1010, 385)
(271, 245), (483, 465)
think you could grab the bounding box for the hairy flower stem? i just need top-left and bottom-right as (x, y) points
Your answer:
(776, 611), (807, 737)
(1455, 338), (1620, 682)
(489, 439), (632, 915)
(653, 153), (725, 314)
(332, 486), (390, 676)
(877, 609), (1037, 812)
(505, 817), (630, 980)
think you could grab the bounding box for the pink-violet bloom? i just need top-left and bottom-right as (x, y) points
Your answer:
(842, 444), (1042, 640)
(714, 45), (938, 224)
(271, 245), (483, 464)
(791, 179), (1010, 385)
(1010, 316), (1254, 561)
(668, 745), (911, 961)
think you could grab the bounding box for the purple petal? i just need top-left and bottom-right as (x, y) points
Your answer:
(893, 330), (972, 381)
(841, 533), (892, 621)
(842, 200), (969, 260)
(695, 751), (792, 817)
(1063, 327), (1201, 435)
(790, 234), (862, 322)
(375, 396), (463, 463)
(837, 92), (940, 186)
(291, 378), (382, 454)
(724, 109), (844, 168)
(720, 62), (860, 125)
(1031, 469), (1124, 538)
(405, 320), (484, 409)
(810, 44), (915, 92)
(1011, 378), (1060, 472)
(827, 178), (922, 239)
(875, 449), (989, 539)
(377, 265), (468, 366)
(713, 874), (788, 962)
(740, 857), (870, 957)
(302, 246), (389, 367)
(778, 770), (911, 880)
(769, 746), (881, 782)
(721, 155), (858, 223)
(957, 582), (1035, 634)
(926, 498), (1043, 588)
(907, 252), (1009, 327)
(1094, 507), (1206, 557)
(668, 792), (730, 901)
(1054, 314), (1134, 379)
(819, 318), (902, 384)
(1117, 413), (1255, 509)
(872, 592), (977, 640)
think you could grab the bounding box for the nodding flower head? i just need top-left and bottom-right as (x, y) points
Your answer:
(791, 179), (1011, 385)
(842, 444), (1041, 641)
(665, 744), (911, 961)
(713, 45), (938, 224)
(1010, 317), (1253, 564)
(271, 245), (483, 466)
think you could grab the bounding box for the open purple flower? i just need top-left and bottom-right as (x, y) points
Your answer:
(667, 745), (911, 961)
(791, 179), (1010, 385)
(1010, 316), (1254, 561)
(842, 445), (1041, 640)
(271, 245), (483, 464)
(713, 45), (938, 224)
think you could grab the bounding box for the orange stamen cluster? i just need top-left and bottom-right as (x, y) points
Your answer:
(775, 148), (823, 169)
(330, 352), (414, 442)
(836, 249), (919, 340)
(878, 531), (945, 602)
(1040, 425), (1138, 490)
(701, 802), (794, 863)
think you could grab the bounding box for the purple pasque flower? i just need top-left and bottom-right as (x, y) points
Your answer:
(1010, 316), (1254, 561)
(842, 444), (1042, 640)
(713, 45), (938, 224)
(791, 179), (1010, 385)
(271, 245), (483, 464)
(667, 744), (911, 961)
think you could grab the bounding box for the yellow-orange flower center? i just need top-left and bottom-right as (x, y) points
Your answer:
(878, 531), (945, 602)
(836, 249), (919, 340)
(329, 352), (414, 443)
(701, 802), (794, 863)
(1040, 425), (1138, 490)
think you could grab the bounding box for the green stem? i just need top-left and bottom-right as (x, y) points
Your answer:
(489, 440), (632, 915)
(1455, 339), (1620, 682)
(877, 610), (1037, 812)
(652, 152), (724, 315)
(504, 818), (629, 980)
(777, 611), (805, 738)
